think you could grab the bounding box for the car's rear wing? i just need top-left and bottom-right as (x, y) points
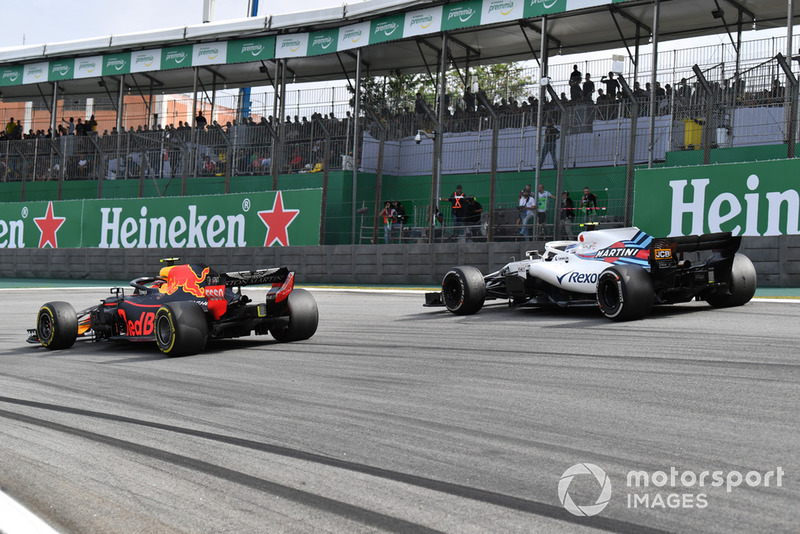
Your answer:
(220, 267), (291, 287)
(650, 232), (741, 267)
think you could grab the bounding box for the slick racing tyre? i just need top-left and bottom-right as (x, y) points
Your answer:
(155, 302), (208, 356)
(37, 301), (78, 350)
(706, 253), (757, 308)
(442, 266), (486, 315)
(271, 289), (319, 342)
(597, 266), (654, 321)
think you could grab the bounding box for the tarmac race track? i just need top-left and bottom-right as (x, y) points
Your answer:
(0, 287), (798, 534)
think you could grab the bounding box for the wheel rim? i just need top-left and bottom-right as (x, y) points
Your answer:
(598, 276), (621, 314)
(156, 314), (173, 347)
(38, 313), (53, 341)
(442, 276), (463, 309)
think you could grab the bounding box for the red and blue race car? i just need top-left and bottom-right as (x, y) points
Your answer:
(28, 259), (318, 356)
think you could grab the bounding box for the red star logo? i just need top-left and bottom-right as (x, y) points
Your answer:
(257, 191), (300, 247)
(34, 201), (66, 248)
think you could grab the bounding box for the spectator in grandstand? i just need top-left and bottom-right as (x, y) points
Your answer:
(440, 185), (467, 234)
(518, 188), (537, 241)
(580, 186), (599, 228)
(519, 183), (532, 199)
(201, 155), (215, 175)
(196, 111), (208, 130)
(86, 115), (98, 135)
(770, 79), (785, 102)
(569, 65), (583, 101)
(601, 72), (619, 101)
(379, 201), (398, 244)
(539, 118), (559, 169)
(537, 184), (553, 237)
(560, 190), (575, 239)
(5, 117), (15, 136)
(583, 73), (595, 103)
(67, 117), (75, 135)
(463, 86), (475, 112)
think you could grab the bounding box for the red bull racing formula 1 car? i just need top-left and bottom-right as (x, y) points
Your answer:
(425, 227), (757, 320)
(28, 260), (318, 356)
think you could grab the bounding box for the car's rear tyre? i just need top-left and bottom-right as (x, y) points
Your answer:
(597, 266), (654, 321)
(706, 253), (757, 308)
(442, 266), (486, 315)
(271, 289), (319, 342)
(37, 301), (78, 350)
(155, 302), (208, 356)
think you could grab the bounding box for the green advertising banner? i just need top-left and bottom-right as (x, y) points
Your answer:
(0, 66), (23, 87)
(307, 28), (339, 56)
(633, 159), (800, 238)
(442, 0), (483, 30)
(49, 60), (74, 81)
(524, 0), (568, 18)
(370, 14), (405, 44)
(226, 36), (275, 63)
(0, 189), (322, 249)
(102, 52), (132, 76)
(161, 45), (193, 70)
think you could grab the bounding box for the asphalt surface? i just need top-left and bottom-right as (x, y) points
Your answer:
(0, 288), (798, 533)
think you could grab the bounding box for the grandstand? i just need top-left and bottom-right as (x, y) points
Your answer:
(0, 0), (798, 245)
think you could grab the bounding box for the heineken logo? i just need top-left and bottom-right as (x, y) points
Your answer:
(166, 51), (187, 63)
(448, 8), (475, 22)
(410, 14), (434, 28)
(51, 64), (70, 76)
(107, 58), (126, 70)
(198, 47), (220, 59)
(375, 22), (399, 36)
(312, 36), (334, 49)
(342, 29), (363, 42)
(135, 55), (155, 66)
(241, 43), (264, 56)
(488, 0), (516, 14)
(2, 71), (19, 81)
(281, 39), (302, 51)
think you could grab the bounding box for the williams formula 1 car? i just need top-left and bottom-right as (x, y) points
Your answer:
(425, 227), (757, 320)
(28, 260), (318, 356)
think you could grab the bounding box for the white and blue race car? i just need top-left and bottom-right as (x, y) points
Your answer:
(424, 227), (757, 321)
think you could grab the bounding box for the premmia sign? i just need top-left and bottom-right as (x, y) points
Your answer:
(633, 159), (800, 237)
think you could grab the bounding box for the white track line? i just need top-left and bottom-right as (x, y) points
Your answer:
(0, 490), (60, 534)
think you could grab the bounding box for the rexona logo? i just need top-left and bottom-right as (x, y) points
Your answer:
(241, 43), (264, 56)
(312, 36), (334, 49)
(448, 7), (475, 22)
(488, 0), (517, 15)
(556, 271), (599, 285)
(669, 175), (800, 237)
(281, 40), (302, 52)
(166, 51), (187, 63)
(410, 14), (434, 28)
(98, 205), (246, 248)
(342, 29), (363, 43)
(375, 22), (399, 36)
(107, 58), (126, 71)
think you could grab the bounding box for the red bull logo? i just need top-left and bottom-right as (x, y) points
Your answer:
(158, 265), (210, 297)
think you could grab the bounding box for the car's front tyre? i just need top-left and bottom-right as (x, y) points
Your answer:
(442, 266), (486, 315)
(37, 301), (78, 350)
(155, 302), (208, 356)
(597, 266), (654, 321)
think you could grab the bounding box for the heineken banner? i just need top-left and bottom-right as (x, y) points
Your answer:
(0, 0), (639, 87)
(633, 159), (800, 238)
(0, 189), (322, 249)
